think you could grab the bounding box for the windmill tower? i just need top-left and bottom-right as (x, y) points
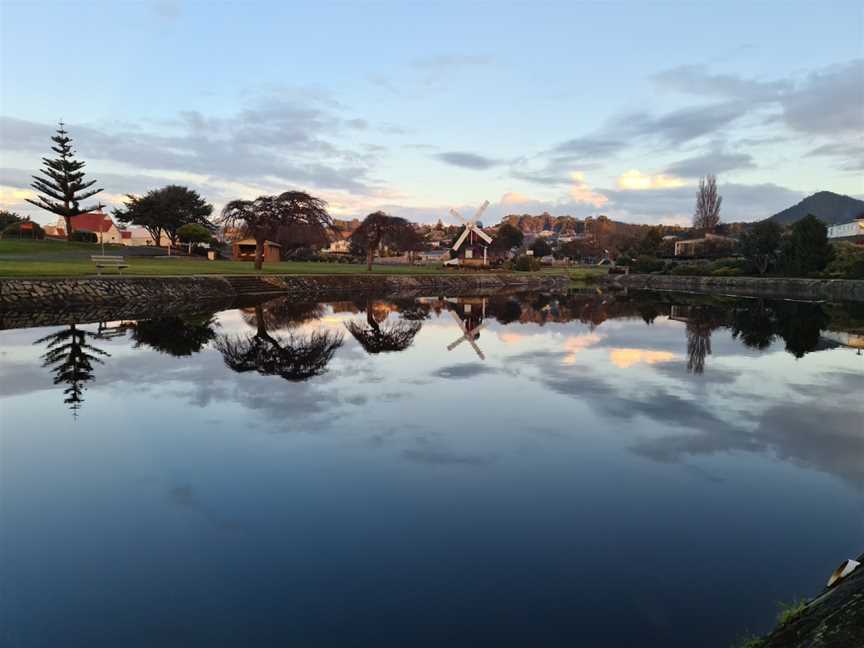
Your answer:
(448, 201), (493, 267)
(446, 298), (487, 360)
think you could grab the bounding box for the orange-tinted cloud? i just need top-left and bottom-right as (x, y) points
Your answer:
(609, 348), (677, 368)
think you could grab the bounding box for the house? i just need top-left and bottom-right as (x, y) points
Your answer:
(417, 249), (450, 264)
(232, 239), (282, 263)
(828, 219), (864, 244)
(52, 211), (124, 244)
(323, 238), (351, 255)
(674, 232), (737, 257)
(123, 228), (164, 246)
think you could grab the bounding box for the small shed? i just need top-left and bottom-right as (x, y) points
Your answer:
(232, 239), (282, 263)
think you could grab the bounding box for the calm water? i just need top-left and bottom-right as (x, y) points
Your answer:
(1, 290), (862, 647)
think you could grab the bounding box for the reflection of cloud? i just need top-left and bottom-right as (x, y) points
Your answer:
(562, 333), (603, 365)
(497, 332), (525, 344)
(433, 364), (498, 380)
(608, 348), (678, 369)
(402, 448), (493, 467)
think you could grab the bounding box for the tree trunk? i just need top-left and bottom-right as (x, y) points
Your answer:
(64, 215), (73, 241)
(255, 238), (264, 271)
(367, 246), (374, 271)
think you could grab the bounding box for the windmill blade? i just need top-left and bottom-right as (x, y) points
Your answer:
(466, 322), (485, 338)
(473, 228), (493, 244)
(449, 310), (468, 333)
(473, 200), (490, 224)
(447, 335), (467, 351)
(451, 226), (470, 251)
(450, 208), (467, 224)
(467, 337), (486, 361)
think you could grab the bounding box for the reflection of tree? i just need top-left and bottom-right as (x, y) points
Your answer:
(215, 304), (342, 382)
(490, 297), (522, 325)
(731, 300), (776, 350)
(241, 298), (325, 331)
(132, 314), (217, 356)
(777, 302), (829, 358)
(389, 298), (431, 322)
(35, 325), (110, 415)
(345, 302), (421, 354)
(685, 308), (724, 375)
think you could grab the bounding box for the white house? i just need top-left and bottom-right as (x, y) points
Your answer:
(828, 219), (864, 242)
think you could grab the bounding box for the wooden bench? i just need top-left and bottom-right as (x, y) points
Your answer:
(91, 255), (128, 275)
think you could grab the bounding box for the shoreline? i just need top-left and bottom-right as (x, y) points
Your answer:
(0, 273), (570, 313)
(602, 273), (864, 302)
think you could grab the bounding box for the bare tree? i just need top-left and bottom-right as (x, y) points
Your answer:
(219, 191), (331, 270)
(693, 175), (722, 232)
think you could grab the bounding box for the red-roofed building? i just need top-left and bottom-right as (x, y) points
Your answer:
(52, 212), (124, 244)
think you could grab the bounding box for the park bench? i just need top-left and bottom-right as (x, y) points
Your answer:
(91, 255), (128, 275)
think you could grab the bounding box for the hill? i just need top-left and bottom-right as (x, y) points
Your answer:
(768, 191), (864, 226)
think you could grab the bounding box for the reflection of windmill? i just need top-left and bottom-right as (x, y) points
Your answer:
(448, 201), (493, 267)
(446, 298), (487, 360)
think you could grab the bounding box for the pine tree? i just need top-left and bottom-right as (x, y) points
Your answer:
(26, 122), (104, 240)
(35, 325), (109, 417)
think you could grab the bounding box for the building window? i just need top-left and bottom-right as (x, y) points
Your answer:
(465, 249), (473, 259)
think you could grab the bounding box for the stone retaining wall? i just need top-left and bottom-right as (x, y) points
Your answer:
(0, 273), (569, 312)
(603, 273), (864, 302)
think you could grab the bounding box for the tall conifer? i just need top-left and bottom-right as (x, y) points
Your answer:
(26, 122), (104, 240)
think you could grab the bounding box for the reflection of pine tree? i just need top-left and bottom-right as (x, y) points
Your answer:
(35, 325), (110, 415)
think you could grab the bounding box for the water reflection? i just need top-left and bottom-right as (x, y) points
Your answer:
(215, 303), (343, 381)
(132, 314), (218, 356)
(344, 298), (422, 354)
(444, 297), (487, 360)
(34, 324), (110, 416)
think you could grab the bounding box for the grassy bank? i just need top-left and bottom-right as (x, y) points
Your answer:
(0, 240), (607, 280)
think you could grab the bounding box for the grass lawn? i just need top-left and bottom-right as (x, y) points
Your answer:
(0, 239), (608, 281)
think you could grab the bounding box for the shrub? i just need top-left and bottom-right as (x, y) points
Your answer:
(616, 253), (634, 267)
(0, 210), (23, 230)
(632, 255), (664, 273)
(69, 230), (98, 243)
(826, 242), (864, 279)
(670, 262), (710, 276)
(513, 255), (541, 271)
(2, 220), (45, 240)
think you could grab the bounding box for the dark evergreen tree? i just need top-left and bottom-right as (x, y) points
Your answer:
(26, 122), (103, 240)
(35, 325), (110, 416)
(781, 214), (835, 276)
(114, 185), (213, 248)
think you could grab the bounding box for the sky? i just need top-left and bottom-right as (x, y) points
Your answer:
(0, 0), (862, 226)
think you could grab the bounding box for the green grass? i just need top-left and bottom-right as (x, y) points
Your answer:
(0, 240), (611, 279)
(776, 598), (808, 626)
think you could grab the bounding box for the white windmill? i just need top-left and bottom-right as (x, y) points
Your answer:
(447, 200), (493, 266)
(446, 298), (487, 360)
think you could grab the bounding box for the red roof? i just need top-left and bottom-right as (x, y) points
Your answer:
(69, 212), (114, 233)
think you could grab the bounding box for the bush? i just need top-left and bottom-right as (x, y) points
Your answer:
(632, 255), (664, 273)
(513, 255), (541, 271)
(69, 230), (98, 243)
(2, 220), (45, 240)
(670, 262), (710, 276)
(285, 247), (322, 262)
(616, 253), (634, 267)
(826, 243), (864, 279)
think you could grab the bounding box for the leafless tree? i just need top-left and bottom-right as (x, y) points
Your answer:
(693, 175), (722, 232)
(219, 191), (331, 270)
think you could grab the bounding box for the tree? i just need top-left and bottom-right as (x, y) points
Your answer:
(35, 325), (109, 416)
(739, 220), (782, 275)
(344, 300), (422, 353)
(115, 185), (213, 248)
(26, 122), (104, 240)
(219, 191), (330, 270)
(350, 211), (415, 271)
(215, 304), (342, 381)
(177, 223), (212, 254)
(492, 223), (524, 252)
(132, 314), (217, 356)
(531, 238), (552, 258)
(781, 214), (834, 276)
(638, 226), (663, 256)
(0, 210), (22, 230)
(693, 174), (722, 232)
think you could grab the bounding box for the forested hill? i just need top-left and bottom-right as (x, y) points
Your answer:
(768, 191), (864, 226)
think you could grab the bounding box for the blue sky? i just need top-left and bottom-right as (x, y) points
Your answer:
(1, 0), (862, 225)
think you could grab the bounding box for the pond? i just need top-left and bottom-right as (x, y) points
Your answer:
(1, 289), (862, 647)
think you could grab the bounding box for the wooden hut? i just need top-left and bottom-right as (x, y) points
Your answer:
(232, 239), (282, 263)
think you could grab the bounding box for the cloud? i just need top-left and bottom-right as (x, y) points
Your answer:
(653, 64), (790, 102)
(664, 150), (756, 178)
(434, 151), (500, 170)
(615, 101), (749, 146)
(616, 170), (688, 191)
(805, 139), (864, 172)
(780, 59), (864, 135)
(412, 54), (493, 69)
(568, 172), (608, 207)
